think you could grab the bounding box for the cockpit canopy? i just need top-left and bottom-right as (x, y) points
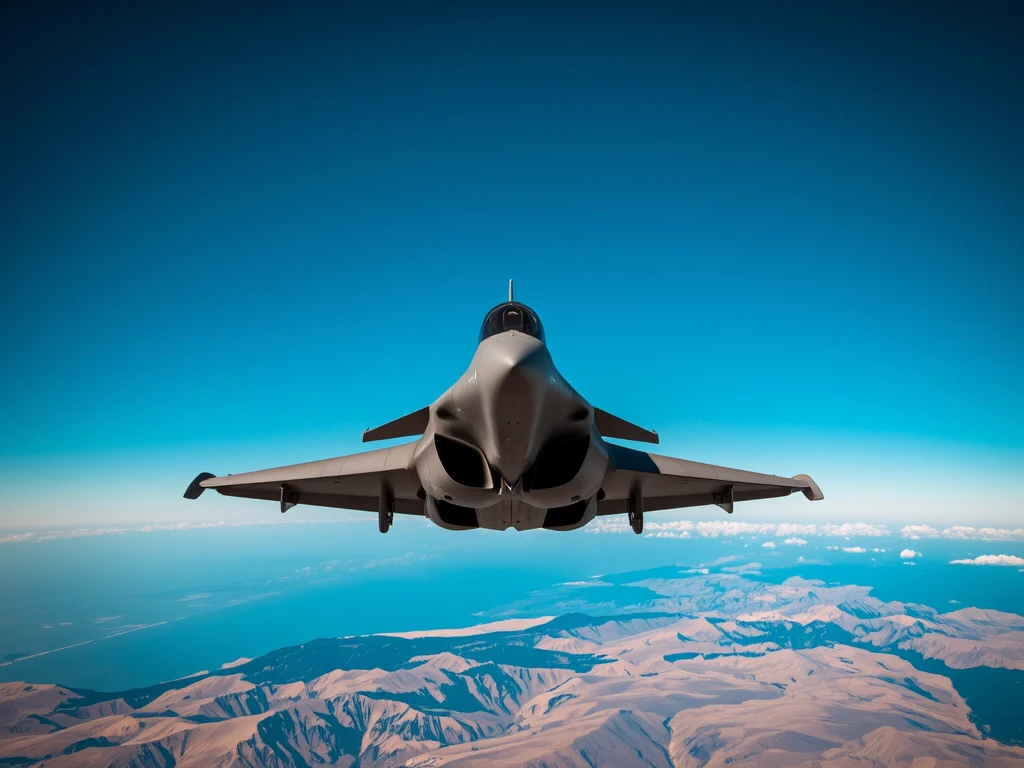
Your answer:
(479, 302), (546, 344)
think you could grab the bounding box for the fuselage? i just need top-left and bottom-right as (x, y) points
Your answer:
(412, 301), (608, 531)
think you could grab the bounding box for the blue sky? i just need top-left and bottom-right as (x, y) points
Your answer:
(2, 2), (1022, 527)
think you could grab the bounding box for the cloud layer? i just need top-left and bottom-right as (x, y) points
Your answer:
(949, 554), (1024, 567)
(902, 525), (1024, 542)
(0, 518), (368, 544)
(590, 520), (890, 538)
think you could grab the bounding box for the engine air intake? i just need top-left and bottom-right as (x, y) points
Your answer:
(543, 499), (590, 529)
(434, 498), (479, 528)
(527, 434), (591, 490)
(434, 434), (492, 488)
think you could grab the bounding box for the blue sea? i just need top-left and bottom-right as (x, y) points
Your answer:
(2, 520), (1022, 691)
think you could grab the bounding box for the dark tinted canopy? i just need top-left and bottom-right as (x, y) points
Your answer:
(479, 302), (545, 343)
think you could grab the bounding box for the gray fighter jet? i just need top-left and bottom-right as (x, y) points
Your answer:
(185, 282), (822, 534)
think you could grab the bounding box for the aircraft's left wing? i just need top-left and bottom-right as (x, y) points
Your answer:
(598, 443), (822, 515)
(183, 441), (424, 514)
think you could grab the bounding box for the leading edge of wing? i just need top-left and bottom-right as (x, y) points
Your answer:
(606, 443), (824, 500)
(184, 441), (419, 496)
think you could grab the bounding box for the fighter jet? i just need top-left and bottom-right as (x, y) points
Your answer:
(185, 282), (822, 534)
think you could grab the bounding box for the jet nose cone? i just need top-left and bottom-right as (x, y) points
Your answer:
(487, 333), (547, 374)
(480, 333), (550, 411)
(474, 333), (553, 482)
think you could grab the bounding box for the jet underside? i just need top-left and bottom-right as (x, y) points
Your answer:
(186, 298), (822, 534)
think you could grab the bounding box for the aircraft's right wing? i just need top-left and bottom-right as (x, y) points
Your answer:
(598, 443), (823, 515)
(184, 441), (424, 514)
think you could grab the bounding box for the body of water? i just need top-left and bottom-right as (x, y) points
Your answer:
(1, 521), (1021, 690)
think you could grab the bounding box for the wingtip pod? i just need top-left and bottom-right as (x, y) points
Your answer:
(183, 472), (216, 500)
(792, 473), (824, 501)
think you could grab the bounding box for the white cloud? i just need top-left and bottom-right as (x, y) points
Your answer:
(0, 532), (34, 544)
(0, 518), (369, 544)
(842, 547), (867, 553)
(722, 562), (762, 573)
(762, 541), (776, 549)
(900, 524), (937, 540)
(900, 549), (921, 559)
(140, 522), (221, 532)
(822, 523), (890, 538)
(589, 520), (889, 539)
(706, 556), (741, 566)
(592, 520), (1024, 548)
(361, 553), (416, 570)
(140, 519), (366, 532)
(949, 554), (1024, 567)
(902, 525), (1024, 542)
(589, 520), (630, 534)
(773, 523), (817, 537)
(1, 527), (126, 543)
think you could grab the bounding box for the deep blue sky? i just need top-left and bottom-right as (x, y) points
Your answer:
(2, 2), (1022, 526)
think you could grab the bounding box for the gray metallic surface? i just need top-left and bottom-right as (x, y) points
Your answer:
(187, 296), (822, 532)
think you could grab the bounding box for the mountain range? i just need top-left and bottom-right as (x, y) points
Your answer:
(2, 568), (1023, 766)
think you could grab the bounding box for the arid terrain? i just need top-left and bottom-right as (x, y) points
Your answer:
(2, 569), (1023, 767)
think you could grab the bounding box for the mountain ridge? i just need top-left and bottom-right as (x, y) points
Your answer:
(2, 571), (1023, 766)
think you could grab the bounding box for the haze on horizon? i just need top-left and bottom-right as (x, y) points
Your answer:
(1, 2), (1022, 530)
